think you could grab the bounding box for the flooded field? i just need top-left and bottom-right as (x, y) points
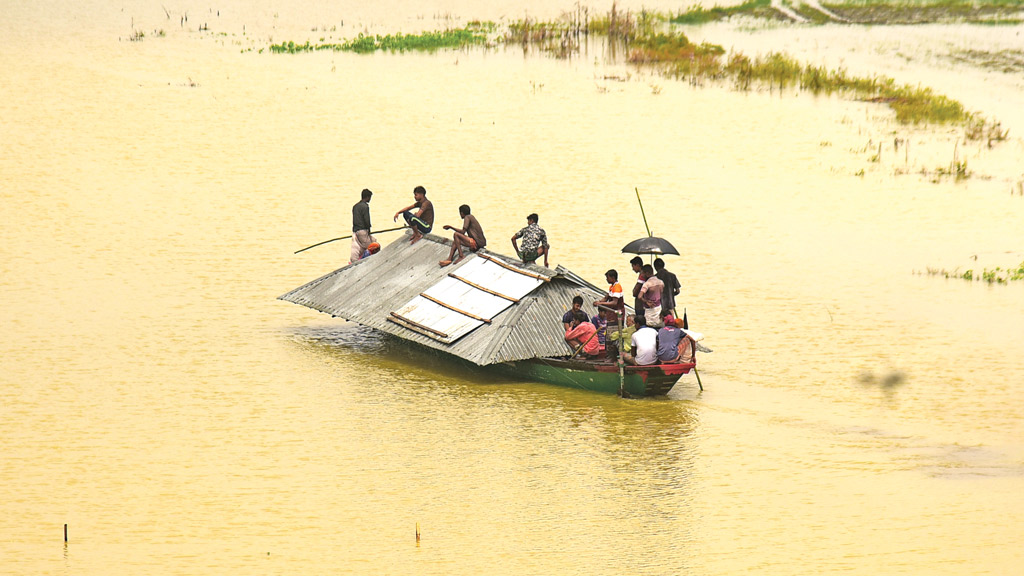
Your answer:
(2, 1), (1022, 574)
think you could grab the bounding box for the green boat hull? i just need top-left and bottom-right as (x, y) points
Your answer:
(495, 357), (694, 397)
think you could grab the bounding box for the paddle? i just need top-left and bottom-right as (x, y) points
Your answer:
(294, 225), (408, 254)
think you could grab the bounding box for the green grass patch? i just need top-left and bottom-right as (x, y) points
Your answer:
(669, 0), (1024, 24)
(269, 23), (492, 54)
(925, 261), (1024, 283)
(671, 0), (777, 24)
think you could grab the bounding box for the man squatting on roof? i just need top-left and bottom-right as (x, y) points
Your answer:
(440, 204), (487, 267)
(511, 213), (550, 268)
(350, 188), (376, 264)
(393, 185), (434, 245)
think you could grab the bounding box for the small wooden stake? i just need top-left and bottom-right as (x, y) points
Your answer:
(415, 523), (421, 544)
(64, 524), (68, 542)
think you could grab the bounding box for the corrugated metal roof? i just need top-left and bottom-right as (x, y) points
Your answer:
(389, 255), (547, 344)
(278, 232), (617, 366)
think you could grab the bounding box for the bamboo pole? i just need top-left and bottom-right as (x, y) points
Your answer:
(294, 225), (407, 254)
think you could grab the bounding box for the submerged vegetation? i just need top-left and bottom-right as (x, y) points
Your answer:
(672, 0), (781, 24)
(923, 261), (1024, 283)
(265, 5), (1010, 140)
(269, 22), (492, 54)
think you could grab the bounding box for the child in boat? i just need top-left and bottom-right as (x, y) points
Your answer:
(590, 307), (608, 351)
(564, 310), (600, 358)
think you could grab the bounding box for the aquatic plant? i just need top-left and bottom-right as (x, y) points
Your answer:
(263, 6), (1004, 136)
(269, 24), (491, 54)
(925, 261), (1024, 283)
(671, 0), (778, 24)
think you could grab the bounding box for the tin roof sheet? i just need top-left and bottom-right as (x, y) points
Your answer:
(278, 232), (613, 366)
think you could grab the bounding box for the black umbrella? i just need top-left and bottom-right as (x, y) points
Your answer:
(621, 236), (679, 256)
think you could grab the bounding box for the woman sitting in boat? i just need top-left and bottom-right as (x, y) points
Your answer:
(564, 310), (601, 358)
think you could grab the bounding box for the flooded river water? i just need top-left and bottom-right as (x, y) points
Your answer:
(2, 1), (1022, 574)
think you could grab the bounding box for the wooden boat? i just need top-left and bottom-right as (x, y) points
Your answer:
(497, 358), (695, 397)
(280, 233), (702, 396)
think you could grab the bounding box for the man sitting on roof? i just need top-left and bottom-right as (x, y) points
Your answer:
(511, 213), (549, 267)
(440, 204), (487, 267)
(564, 310), (600, 358)
(623, 315), (658, 366)
(393, 185), (434, 245)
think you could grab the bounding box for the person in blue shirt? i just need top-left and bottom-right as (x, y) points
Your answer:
(656, 313), (684, 363)
(591, 308), (608, 348)
(562, 295), (584, 331)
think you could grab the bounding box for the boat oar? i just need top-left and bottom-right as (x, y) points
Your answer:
(294, 225), (408, 254)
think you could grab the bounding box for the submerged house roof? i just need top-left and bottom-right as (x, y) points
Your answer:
(279, 232), (616, 366)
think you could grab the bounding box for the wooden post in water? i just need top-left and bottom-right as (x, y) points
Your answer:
(64, 524), (68, 543)
(617, 313), (625, 397)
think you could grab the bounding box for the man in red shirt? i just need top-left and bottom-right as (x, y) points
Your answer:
(564, 310), (600, 358)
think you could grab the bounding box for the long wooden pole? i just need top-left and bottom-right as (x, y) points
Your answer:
(635, 187), (652, 237)
(617, 313), (626, 397)
(294, 225), (407, 254)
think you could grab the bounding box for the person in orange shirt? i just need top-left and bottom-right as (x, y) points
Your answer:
(593, 269), (624, 328)
(593, 269), (625, 359)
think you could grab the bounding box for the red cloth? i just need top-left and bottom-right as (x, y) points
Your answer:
(566, 322), (600, 356)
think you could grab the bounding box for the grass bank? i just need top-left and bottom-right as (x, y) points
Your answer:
(671, 0), (1024, 25)
(265, 8), (1008, 140)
